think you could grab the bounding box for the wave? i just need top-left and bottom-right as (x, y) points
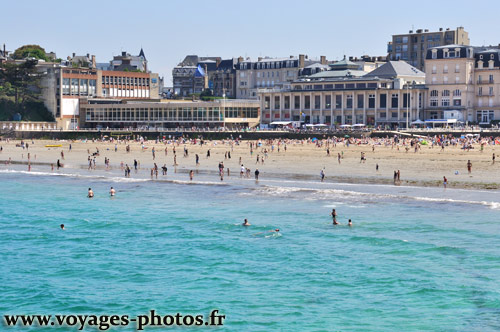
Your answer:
(249, 185), (500, 210)
(0, 169), (228, 186)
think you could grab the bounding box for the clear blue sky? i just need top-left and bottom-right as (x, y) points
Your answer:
(3, 0), (498, 85)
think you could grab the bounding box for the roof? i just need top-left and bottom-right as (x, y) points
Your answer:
(304, 63), (329, 69)
(363, 61), (424, 79)
(330, 57), (358, 68)
(139, 48), (146, 60)
(307, 69), (367, 79)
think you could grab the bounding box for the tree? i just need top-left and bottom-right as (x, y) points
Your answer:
(13, 45), (49, 61)
(0, 59), (43, 106)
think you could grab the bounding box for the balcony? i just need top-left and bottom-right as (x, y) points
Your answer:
(477, 80), (494, 84)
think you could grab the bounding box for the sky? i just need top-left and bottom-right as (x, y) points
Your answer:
(3, 0), (500, 85)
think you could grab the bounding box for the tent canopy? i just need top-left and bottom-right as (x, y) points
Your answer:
(340, 124), (352, 128)
(270, 121), (292, 125)
(411, 119), (425, 124)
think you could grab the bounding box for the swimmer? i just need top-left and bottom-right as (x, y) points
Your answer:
(110, 187), (116, 196)
(60, 224), (65, 230)
(243, 218), (251, 226)
(88, 188), (94, 198)
(331, 209), (338, 225)
(348, 219), (352, 226)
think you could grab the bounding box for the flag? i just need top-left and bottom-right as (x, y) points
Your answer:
(196, 64), (206, 77)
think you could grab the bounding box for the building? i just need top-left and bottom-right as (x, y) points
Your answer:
(235, 55), (325, 99)
(425, 44), (500, 125)
(62, 53), (96, 69)
(110, 49), (148, 72)
(40, 65), (160, 130)
(388, 27), (469, 71)
(348, 55), (388, 73)
(79, 99), (260, 129)
(258, 60), (426, 127)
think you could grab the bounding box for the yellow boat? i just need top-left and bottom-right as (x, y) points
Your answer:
(45, 144), (62, 147)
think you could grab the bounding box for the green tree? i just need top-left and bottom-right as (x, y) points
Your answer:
(13, 45), (49, 61)
(0, 59), (43, 106)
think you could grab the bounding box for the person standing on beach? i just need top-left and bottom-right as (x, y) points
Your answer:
(493, 153), (496, 165)
(189, 170), (194, 181)
(207, 149), (211, 158)
(134, 159), (138, 170)
(255, 168), (260, 181)
(196, 154), (199, 165)
(467, 160), (472, 174)
(320, 169), (325, 182)
(331, 209), (338, 225)
(443, 176), (447, 189)
(57, 159), (61, 170)
(337, 153), (341, 164)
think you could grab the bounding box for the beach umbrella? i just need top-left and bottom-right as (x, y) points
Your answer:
(344, 135), (350, 138)
(311, 137), (318, 142)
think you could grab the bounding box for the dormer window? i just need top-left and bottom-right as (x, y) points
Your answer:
(491, 54), (495, 59)
(431, 49), (437, 59)
(479, 55), (483, 59)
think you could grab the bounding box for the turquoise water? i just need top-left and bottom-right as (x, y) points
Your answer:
(1, 167), (500, 331)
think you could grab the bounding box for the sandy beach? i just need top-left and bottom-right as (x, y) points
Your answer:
(1, 137), (500, 189)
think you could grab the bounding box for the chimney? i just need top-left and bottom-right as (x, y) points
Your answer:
(237, 56), (243, 63)
(439, 27), (443, 31)
(91, 55), (96, 69)
(290, 55), (293, 59)
(320, 55), (326, 65)
(72, 53), (75, 58)
(122, 51), (126, 56)
(299, 54), (305, 68)
(86, 53), (89, 58)
(258, 57), (262, 62)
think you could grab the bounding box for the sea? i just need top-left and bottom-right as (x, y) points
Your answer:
(1, 165), (500, 331)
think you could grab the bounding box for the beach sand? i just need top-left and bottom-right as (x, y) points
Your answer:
(1, 138), (499, 189)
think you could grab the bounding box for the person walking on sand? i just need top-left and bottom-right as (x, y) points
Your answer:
(467, 160), (472, 174)
(443, 176), (448, 189)
(493, 153), (496, 165)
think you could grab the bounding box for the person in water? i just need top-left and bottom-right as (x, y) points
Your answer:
(243, 218), (251, 226)
(331, 209), (338, 225)
(88, 188), (94, 198)
(60, 224), (65, 230)
(110, 187), (116, 196)
(348, 219), (352, 227)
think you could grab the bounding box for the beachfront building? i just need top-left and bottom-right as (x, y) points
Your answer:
(40, 65), (160, 130)
(235, 55), (326, 99)
(79, 99), (260, 129)
(172, 55), (239, 98)
(388, 27), (469, 71)
(424, 44), (500, 125)
(258, 60), (426, 127)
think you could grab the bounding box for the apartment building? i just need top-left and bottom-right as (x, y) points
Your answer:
(236, 55), (325, 99)
(258, 61), (426, 127)
(388, 27), (469, 71)
(425, 44), (500, 124)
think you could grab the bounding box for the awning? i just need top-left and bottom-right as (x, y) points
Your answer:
(425, 119), (458, 124)
(352, 124), (366, 127)
(340, 124), (352, 128)
(411, 119), (425, 124)
(270, 121), (292, 125)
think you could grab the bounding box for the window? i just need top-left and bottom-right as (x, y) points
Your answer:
(479, 87), (483, 96)
(453, 89), (461, 97)
(274, 96), (280, 110)
(489, 87), (494, 96)
(477, 110), (495, 123)
(442, 90), (450, 97)
(403, 93), (410, 108)
(284, 96), (290, 109)
(432, 65), (437, 74)
(304, 96), (310, 109)
(379, 94), (387, 108)
(314, 95), (320, 109)
(368, 94), (375, 109)
(335, 95), (342, 109)
(455, 64), (460, 73)
(391, 94), (398, 108)
(443, 76), (448, 83)
(490, 75), (494, 83)
(430, 98), (438, 107)
(357, 95), (364, 108)
(346, 95), (353, 109)
(442, 98), (450, 107)
(453, 99), (462, 106)
(379, 112), (386, 119)
(456, 76), (460, 83)
(294, 96), (300, 109)
(391, 112), (398, 118)
(431, 50), (437, 59)
(402, 36), (408, 43)
(325, 95), (331, 109)
(443, 65), (448, 73)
